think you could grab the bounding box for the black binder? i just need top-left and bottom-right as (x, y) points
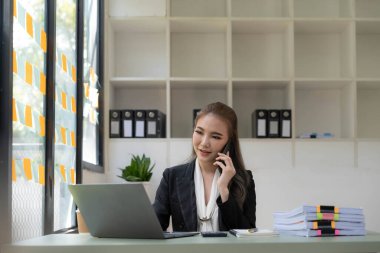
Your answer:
(267, 110), (280, 138)
(146, 110), (166, 138)
(280, 109), (292, 138)
(252, 109), (268, 138)
(134, 110), (146, 138)
(121, 110), (134, 138)
(109, 110), (121, 138)
(193, 109), (201, 127)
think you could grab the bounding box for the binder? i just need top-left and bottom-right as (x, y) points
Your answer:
(134, 110), (146, 138)
(121, 110), (134, 138)
(267, 110), (280, 138)
(280, 109), (292, 138)
(109, 110), (121, 138)
(193, 109), (201, 127)
(252, 109), (268, 138)
(146, 110), (166, 138)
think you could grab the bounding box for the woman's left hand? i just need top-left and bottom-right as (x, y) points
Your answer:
(214, 152), (236, 202)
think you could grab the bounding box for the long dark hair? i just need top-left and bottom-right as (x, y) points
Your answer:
(193, 102), (251, 209)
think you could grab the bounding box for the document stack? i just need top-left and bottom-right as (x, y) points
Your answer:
(273, 205), (366, 237)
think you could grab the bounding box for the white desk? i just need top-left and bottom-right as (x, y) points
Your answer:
(2, 233), (380, 253)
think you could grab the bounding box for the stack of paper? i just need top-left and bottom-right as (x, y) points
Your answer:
(273, 205), (366, 237)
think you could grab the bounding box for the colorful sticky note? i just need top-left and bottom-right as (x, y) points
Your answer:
(26, 12), (34, 37)
(25, 105), (33, 127)
(23, 158), (32, 181)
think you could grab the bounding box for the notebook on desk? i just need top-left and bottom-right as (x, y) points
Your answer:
(68, 183), (199, 239)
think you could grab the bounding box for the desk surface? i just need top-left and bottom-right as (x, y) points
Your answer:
(2, 233), (380, 253)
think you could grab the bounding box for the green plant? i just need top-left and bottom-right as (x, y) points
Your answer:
(119, 154), (155, 182)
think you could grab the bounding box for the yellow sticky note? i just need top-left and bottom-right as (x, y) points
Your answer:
(40, 72), (46, 95)
(62, 54), (67, 72)
(23, 158), (32, 181)
(39, 165), (45, 185)
(71, 66), (77, 83)
(12, 159), (16, 182)
(61, 91), (67, 109)
(84, 83), (89, 98)
(70, 168), (76, 184)
(60, 165), (66, 182)
(26, 12), (34, 37)
(12, 98), (18, 122)
(13, 0), (17, 18)
(61, 126), (67, 144)
(40, 30), (47, 52)
(71, 96), (76, 113)
(39, 115), (45, 136)
(25, 62), (33, 85)
(71, 131), (76, 147)
(25, 105), (33, 127)
(13, 50), (17, 73)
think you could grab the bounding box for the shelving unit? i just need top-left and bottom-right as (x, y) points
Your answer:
(105, 0), (380, 168)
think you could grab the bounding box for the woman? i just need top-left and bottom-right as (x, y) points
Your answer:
(153, 102), (256, 232)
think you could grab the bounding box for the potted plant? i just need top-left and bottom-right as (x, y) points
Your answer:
(119, 154), (155, 182)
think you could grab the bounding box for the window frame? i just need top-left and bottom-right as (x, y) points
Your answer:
(0, 0), (13, 245)
(81, 0), (104, 174)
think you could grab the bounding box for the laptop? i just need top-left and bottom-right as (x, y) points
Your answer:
(68, 183), (199, 239)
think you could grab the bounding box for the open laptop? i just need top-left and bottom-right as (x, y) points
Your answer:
(68, 183), (199, 239)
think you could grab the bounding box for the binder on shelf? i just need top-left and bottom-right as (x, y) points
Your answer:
(146, 110), (166, 138)
(193, 109), (201, 127)
(252, 109), (268, 138)
(280, 109), (292, 138)
(109, 110), (121, 138)
(268, 110), (280, 138)
(121, 110), (134, 138)
(134, 110), (146, 138)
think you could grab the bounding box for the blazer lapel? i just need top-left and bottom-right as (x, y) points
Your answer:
(176, 160), (198, 231)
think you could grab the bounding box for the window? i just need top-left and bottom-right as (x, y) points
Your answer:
(12, 0), (47, 241)
(82, 0), (103, 172)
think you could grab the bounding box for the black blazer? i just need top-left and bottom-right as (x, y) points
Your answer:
(153, 159), (256, 232)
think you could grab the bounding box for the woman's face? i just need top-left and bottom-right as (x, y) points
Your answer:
(192, 113), (229, 166)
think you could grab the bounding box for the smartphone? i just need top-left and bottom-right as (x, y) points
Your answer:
(201, 231), (228, 237)
(217, 141), (231, 173)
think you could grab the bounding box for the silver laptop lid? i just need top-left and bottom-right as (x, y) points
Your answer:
(68, 183), (165, 239)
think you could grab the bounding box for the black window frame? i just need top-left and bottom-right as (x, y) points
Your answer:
(0, 0), (13, 245)
(81, 0), (104, 174)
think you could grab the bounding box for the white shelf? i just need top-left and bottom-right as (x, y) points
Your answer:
(294, 0), (353, 18)
(231, 20), (291, 79)
(232, 80), (292, 138)
(356, 21), (380, 78)
(294, 20), (354, 79)
(109, 0), (166, 17)
(170, 19), (227, 78)
(170, 0), (227, 17)
(105, 1), (379, 145)
(357, 81), (380, 138)
(231, 0), (291, 18)
(295, 80), (355, 139)
(110, 18), (167, 78)
(355, 0), (380, 18)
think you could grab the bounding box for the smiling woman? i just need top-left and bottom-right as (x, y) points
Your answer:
(153, 102), (256, 233)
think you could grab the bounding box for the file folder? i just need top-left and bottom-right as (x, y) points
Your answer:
(146, 110), (166, 138)
(193, 109), (201, 127)
(252, 109), (268, 138)
(268, 110), (280, 138)
(134, 110), (146, 138)
(121, 110), (134, 138)
(280, 109), (292, 138)
(109, 110), (121, 138)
